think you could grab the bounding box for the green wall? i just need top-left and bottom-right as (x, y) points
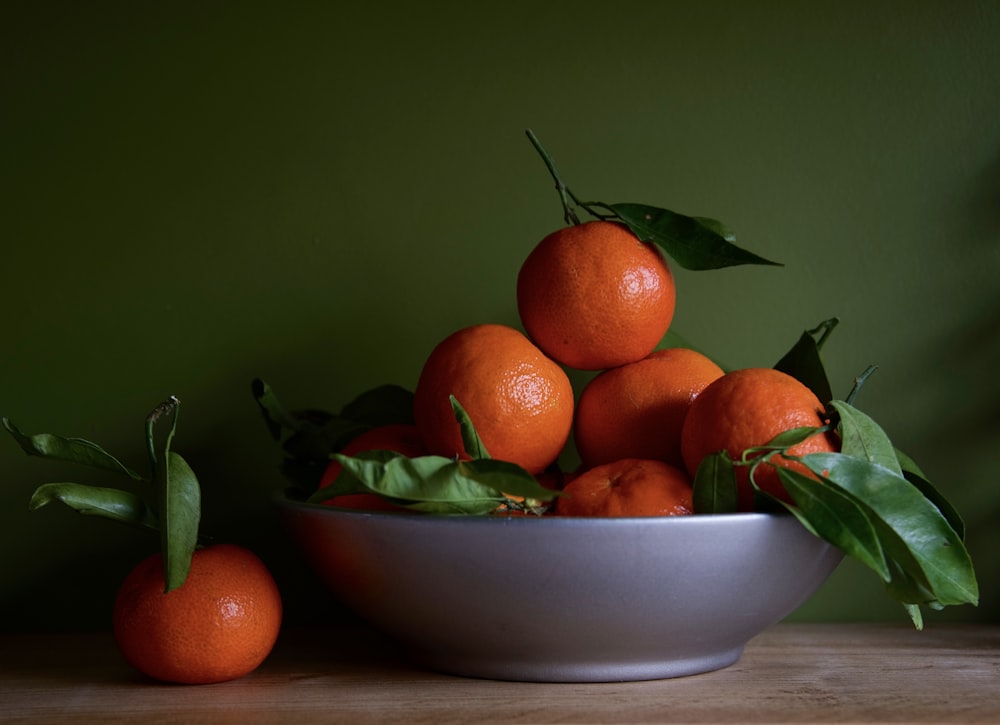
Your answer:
(2, 1), (998, 631)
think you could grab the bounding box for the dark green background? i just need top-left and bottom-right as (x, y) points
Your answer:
(2, 1), (998, 631)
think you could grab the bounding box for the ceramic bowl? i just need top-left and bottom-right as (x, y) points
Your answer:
(279, 499), (842, 682)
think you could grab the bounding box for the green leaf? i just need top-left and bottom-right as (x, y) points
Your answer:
(159, 451), (201, 592)
(763, 426), (826, 451)
(773, 318), (838, 404)
(3, 418), (142, 480)
(691, 452), (739, 514)
(457, 458), (559, 501)
(451, 396), (490, 460)
(252, 380), (416, 491)
(313, 384), (415, 455)
(339, 384), (415, 426)
(28, 482), (158, 530)
(903, 603), (924, 630)
(323, 453), (503, 514)
(830, 400), (902, 476)
(312, 451), (557, 515)
(893, 447), (927, 478)
(831, 401), (966, 541)
(880, 548), (939, 610)
(775, 467), (888, 580)
(251, 378), (311, 441)
(801, 452), (978, 608)
(290, 418), (367, 461)
(146, 398), (200, 593)
(895, 448), (966, 540)
(609, 202), (782, 270)
(524, 131), (778, 270)
(251, 379), (352, 458)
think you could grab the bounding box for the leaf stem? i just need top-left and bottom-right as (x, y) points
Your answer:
(525, 128), (581, 226)
(573, 198), (619, 221)
(846, 365), (879, 406)
(807, 317), (840, 351)
(145, 396), (180, 470)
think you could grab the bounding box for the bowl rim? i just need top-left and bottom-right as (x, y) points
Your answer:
(277, 494), (803, 529)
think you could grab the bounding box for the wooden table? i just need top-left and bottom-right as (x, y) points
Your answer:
(2, 623), (998, 723)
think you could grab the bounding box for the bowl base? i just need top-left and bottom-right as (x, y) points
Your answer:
(406, 644), (746, 683)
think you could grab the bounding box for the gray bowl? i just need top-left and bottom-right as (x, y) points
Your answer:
(279, 499), (842, 682)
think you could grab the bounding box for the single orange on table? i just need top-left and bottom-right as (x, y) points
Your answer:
(113, 544), (283, 685)
(680, 367), (839, 511)
(413, 323), (574, 475)
(574, 347), (725, 470)
(317, 423), (426, 511)
(554, 458), (694, 517)
(517, 220), (676, 371)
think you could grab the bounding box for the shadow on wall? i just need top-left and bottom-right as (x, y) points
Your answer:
(908, 153), (1000, 621)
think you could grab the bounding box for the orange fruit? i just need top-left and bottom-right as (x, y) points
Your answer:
(554, 458), (694, 517)
(113, 544), (283, 685)
(516, 220), (676, 370)
(413, 323), (574, 475)
(680, 367), (839, 511)
(317, 423), (426, 511)
(574, 347), (725, 469)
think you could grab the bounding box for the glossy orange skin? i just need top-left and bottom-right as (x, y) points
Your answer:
(413, 323), (574, 475)
(574, 348), (725, 469)
(517, 220), (676, 370)
(680, 367), (839, 511)
(317, 423), (426, 511)
(554, 458), (694, 517)
(112, 544), (283, 685)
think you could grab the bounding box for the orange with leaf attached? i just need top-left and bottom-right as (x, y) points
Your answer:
(317, 423), (426, 511)
(517, 220), (676, 371)
(413, 323), (574, 475)
(680, 367), (840, 511)
(113, 544), (283, 685)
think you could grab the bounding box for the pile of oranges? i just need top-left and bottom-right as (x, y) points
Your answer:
(320, 219), (837, 517)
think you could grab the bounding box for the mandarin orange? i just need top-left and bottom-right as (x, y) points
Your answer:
(113, 544), (282, 685)
(516, 220), (676, 370)
(554, 458), (694, 517)
(413, 323), (573, 475)
(680, 367), (839, 511)
(574, 347), (724, 469)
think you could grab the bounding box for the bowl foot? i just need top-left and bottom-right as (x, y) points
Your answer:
(407, 644), (746, 683)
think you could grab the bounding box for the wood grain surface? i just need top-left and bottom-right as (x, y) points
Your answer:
(2, 623), (998, 723)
